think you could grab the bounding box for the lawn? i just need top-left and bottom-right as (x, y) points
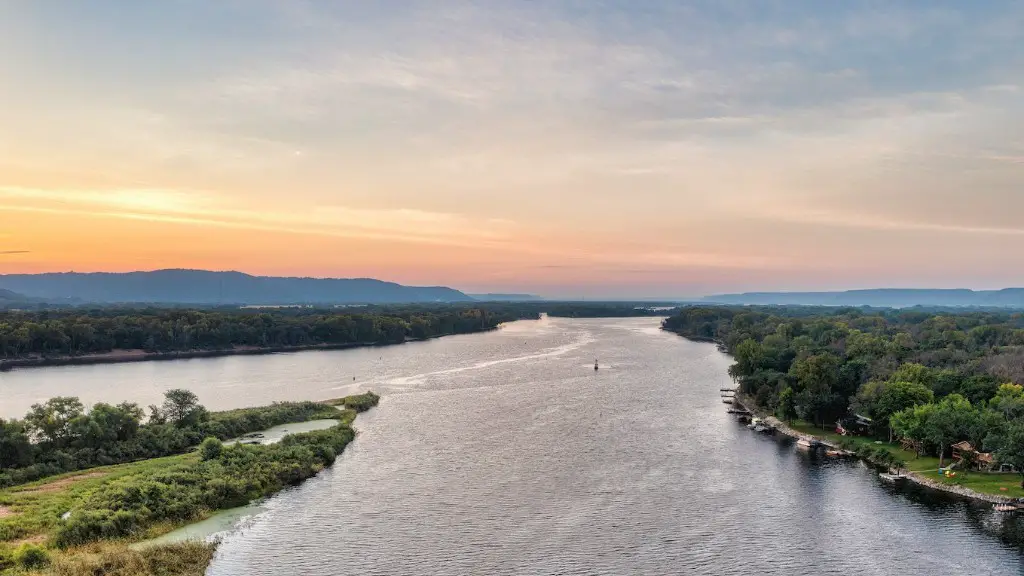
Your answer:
(0, 454), (198, 548)
(787, 420), (1024, 498)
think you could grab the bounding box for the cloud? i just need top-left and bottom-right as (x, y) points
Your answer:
(0, 250), (29, 255)
(0, 186), (522, 249)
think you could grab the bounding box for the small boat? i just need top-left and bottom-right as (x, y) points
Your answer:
(879, 472), (907, 483)
(795, 438), (813, 450)
(994, 503), (1019, 513)
(594, 360), (599, 371)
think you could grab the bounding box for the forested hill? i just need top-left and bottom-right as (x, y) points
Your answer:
(0, 270), (472, 305)
(703, 288), (1024, 308)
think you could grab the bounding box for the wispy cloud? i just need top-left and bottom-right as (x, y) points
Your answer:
(1, 1), (1023, 292)
(0, 186), (522, 249)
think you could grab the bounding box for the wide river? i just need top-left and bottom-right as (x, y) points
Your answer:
(2, 317), (1023, 574)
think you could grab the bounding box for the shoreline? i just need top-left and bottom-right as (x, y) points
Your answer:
(0, 328), (497, 372)
(665, 327), (1016, 506)
(732, 394), (1013, 504)
(0, 393), (380, 574)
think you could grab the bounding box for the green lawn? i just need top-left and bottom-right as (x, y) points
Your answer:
(786, 420), (1024, 498)
(0, 454), (199, 547)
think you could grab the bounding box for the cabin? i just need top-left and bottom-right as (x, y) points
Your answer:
(835, 414), (873, 436)
(951, 441), (1005, 472)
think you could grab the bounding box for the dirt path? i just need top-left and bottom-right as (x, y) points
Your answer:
(17, 472), (107, 494)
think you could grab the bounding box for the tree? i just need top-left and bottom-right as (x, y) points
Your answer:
(24, 397), (84, 446)
(0, 418), (32, 468)
(147, 405), (166, 425)
(730, 339), (764, 382)
(891, 403), (935, 457)
(162, 389), (204, 426)
(791, 354), (842, 427)
(989, 383), (1024, 421)
(995, 422), (1024, 488)
(888, 363), (936, 390)
(924, 394), (980, 467)
(776, 387), (797, 422)
(875, 381), (934, 441)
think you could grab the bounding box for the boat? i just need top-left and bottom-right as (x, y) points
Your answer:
(594, 360), (599, 371)
(878, 472), (906, 483)
(795, 438), (813, 450)
(747, 417), (761, 430)
(994, 503), (1019, 513)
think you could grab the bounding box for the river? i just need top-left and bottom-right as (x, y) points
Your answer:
(2, 317), (1023, 574)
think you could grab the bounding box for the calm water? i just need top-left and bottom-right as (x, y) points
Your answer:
(2, 317), (1023, 574)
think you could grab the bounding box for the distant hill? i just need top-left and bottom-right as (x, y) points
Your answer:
(0, 288), (30, 302)
(468, 293), (543, 302)
(0, 270), (473, 305)
(703, 288), (1024, 309)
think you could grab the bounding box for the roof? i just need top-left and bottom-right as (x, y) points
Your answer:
(978, 452), (995, 464)
(951, 441), (975, 452)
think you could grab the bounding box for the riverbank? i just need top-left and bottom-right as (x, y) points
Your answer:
(0, 392), (380, 575)
(730, 394), (1020, 504)
(0, 329), (495, 372)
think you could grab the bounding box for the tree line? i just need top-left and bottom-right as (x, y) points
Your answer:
(664, 306), (1024, 483)
(0, 390), (354, 488)
(0, 306), (527, 358)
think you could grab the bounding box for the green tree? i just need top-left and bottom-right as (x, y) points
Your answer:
(775, 387), (797, 422)
(891, 403), (935, 457)
(995, 422), (1024, 488)
(875, 381), (934, 441)
(888, 363), (936, 390)
(162, 389), (204, 427)
(24, 396), (84, 446)
(925, 394), (980, 467)
(989, 383), (1024, 420)
(0, 418), (32, 468)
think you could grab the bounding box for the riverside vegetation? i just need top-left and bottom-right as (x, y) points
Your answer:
(0, 390), (380, 575)
(0, 303), (676, 366)
(0, 306), (529, 360)
(664, 307), (1024, 495)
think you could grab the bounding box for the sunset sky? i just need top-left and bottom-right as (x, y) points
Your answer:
(2, 1), (1023, 297)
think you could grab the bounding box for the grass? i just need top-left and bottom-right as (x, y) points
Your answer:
(787, 420), (1024, 498)
(0, 392), (378, 574)
(35, 541), (215, 576)
(0, 455), (198, 548)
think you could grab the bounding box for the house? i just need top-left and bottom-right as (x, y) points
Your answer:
(951, 440), (976, 461)
(952, 441), (1002, 472)
(835, 414), (873, 436)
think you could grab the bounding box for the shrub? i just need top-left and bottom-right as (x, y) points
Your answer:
(14, 543), (50, 569)
(200, 437), (223, 461)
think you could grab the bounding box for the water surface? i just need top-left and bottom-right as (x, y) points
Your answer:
(2, 318), (1022, 574)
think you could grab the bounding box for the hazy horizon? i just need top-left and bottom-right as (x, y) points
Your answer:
(3, 1), (1023, 297)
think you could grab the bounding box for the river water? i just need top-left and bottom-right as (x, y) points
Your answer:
(2, 317), (1022, 574)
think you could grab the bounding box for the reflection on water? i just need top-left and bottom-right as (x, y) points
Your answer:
(226, 419), (339, 445)
(135, 503), (267, 548)
(5, 318), (1024, 574)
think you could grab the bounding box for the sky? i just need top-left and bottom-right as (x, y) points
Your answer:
(1, 1), (1023, 298)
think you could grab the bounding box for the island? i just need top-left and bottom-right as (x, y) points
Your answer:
(0, 390), (380, 575)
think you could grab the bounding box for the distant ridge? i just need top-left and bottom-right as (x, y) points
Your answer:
(468, 293), (543, 302)
(0, 269), (473, 305)
(703, 288), (1024, 309)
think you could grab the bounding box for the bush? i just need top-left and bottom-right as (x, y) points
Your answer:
(341, 392), (380, 413)
(200, 437), (223, 461)
(14, 543), (50, 569)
